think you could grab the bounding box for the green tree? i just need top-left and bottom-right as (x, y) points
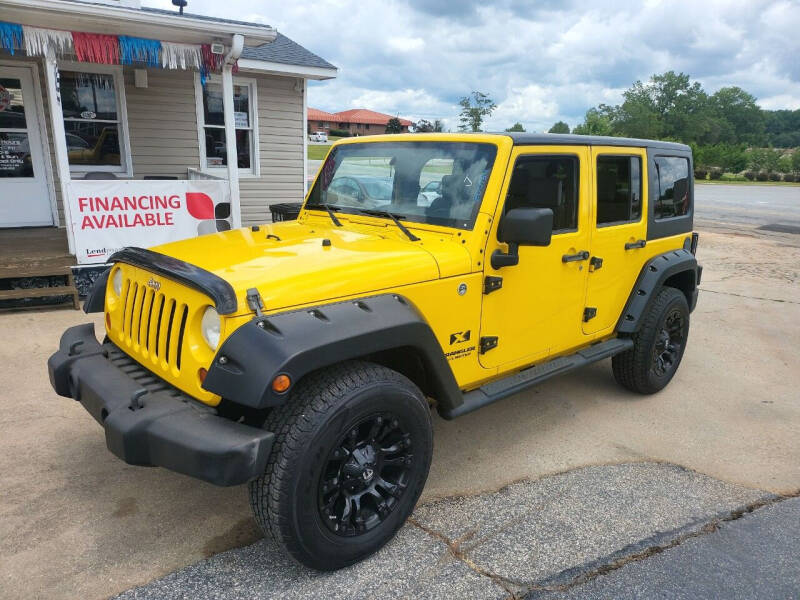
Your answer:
(505, 122), (526, 132)
(458, 91), (496, 132)
(432, 119), (445, 132)
(548, 121), (570, 133)
(792, 150), (800, 174)
(708, 87), (765, 145)
(747, 147), (782, 173)
(573, 106), (615, 136)
(414, 119), (434, 133)
(385, 117), (403, 134)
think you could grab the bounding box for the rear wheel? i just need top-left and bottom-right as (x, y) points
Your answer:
(249, 360), (433, 570)
(612, 287), (690, 394)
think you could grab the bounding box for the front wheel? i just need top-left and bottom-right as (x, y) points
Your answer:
(612, 287), (690, 394)
(249, 361), (433, 570)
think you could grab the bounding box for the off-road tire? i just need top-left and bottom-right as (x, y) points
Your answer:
(248, 360), (433, 570)
(612, 287), (690, 394)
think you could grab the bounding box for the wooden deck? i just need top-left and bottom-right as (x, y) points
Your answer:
(0, 228), (79, 309)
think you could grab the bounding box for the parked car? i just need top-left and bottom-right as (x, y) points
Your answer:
(50, 132), (701, 572)
(310, 131), (328, 142)
(416, 179), (442, 206)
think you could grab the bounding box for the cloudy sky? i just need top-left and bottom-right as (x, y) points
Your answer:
(143, 0), (800, 131)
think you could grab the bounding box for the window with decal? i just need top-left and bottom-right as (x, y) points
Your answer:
(505, 155), (580, 232)
(198, 78), (257, 174)
(654, 156), (690, 219)
(60, 70), (126, 171)
(596, 155), (642, 225)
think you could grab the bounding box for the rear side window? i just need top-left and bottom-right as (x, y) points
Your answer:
(654, 157), (690, 219)
(505, 155), (579, 232)
(596, 156), (641, 225)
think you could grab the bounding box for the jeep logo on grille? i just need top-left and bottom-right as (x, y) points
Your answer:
(146, 278), (161, 292)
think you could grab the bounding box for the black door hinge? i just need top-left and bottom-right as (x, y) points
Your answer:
(479, 336), (498, 354)
(483, 276), (503, 295)
(589, 256), (603, 271)
(583, 307), (597, 322)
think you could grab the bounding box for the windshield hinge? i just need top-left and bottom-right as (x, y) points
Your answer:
(483, 276), (503, 295)
(583, 307), (597, 322)
(246, 287), (265, 317)
(479, 336), (498, 354)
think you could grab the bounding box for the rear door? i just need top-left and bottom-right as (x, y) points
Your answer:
(583, 146), (648, 335)
(480, 145), (591, 369)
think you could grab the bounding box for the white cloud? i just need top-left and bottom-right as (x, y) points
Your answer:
(142, 0), (800, 129)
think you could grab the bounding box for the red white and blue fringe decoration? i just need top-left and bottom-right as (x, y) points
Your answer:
(119, 36), (161, 67)
(1, 21), (229, 86)
(161, 42), (202, 70)
(22, 26), (73, 57)
(0, 22), (23, 55)
(72, 32), (120, 64)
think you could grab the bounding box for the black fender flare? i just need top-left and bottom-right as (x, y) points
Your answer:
(617, 249), (700, 334)
(202, 294), (464, 413)
(83, 267), (110, 313)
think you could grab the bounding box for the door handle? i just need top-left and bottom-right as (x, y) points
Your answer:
(562, 250), (590, 263)
(625, 239), (646, 250)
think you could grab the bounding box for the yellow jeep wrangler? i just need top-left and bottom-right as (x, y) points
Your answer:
(49, 133), (701, 569)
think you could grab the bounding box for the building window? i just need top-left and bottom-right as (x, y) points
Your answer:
(59, 65), (131, 174)
(654, 156), (690, 219)
(505, 155), (580, 232)
(596, 155), (642, 225)
(195, 76), (258, 175)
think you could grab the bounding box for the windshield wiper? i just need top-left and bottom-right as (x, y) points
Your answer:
(307, 202), (342, 227)
(356, 209), (420, 242)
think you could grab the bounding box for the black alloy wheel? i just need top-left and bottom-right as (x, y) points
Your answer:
(612, 286), (690, 394)
(318, 414), (413, 536)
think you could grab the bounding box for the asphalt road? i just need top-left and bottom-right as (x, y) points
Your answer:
(693, 183), (800, 231)
(116, 463), (787, 600)
(530, 496), (800, 600)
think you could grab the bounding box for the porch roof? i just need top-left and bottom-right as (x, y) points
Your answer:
(1, 0), (277, 46)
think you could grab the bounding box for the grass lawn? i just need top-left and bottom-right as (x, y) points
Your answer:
(308, 144), (331, 160)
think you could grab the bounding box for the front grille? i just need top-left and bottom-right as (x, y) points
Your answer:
(120, 277), (189, 372)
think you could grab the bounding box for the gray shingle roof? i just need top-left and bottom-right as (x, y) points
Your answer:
(136, 7), (336, 70)
(241, 33), (336, 71)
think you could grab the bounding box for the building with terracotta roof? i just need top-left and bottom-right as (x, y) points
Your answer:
(307, 108), (413, 136)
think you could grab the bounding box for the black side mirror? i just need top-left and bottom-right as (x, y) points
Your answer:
(491, 207), (554, 269)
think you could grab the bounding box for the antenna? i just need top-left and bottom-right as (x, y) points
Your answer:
(172, 0), (188, 15)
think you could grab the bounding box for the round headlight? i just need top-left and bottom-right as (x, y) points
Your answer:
(112, 269), (123, 296)
(201, 306), (221, 350)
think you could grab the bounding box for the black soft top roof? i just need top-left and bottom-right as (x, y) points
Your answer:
(499, 133), (690, 152)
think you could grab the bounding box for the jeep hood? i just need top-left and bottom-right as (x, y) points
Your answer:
(149, 220), (471, 315)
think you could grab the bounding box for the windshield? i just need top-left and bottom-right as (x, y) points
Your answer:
(306, 141), (498, 229)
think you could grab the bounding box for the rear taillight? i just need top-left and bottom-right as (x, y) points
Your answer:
(690, 232), (699, 255)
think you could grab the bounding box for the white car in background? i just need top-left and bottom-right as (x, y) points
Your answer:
(310, 131), (328, 142)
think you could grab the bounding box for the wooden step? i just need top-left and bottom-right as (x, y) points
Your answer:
(0, 266), (80, 310)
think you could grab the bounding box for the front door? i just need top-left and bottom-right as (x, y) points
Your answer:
(0, 66), (52, 227)
(583, 146), (648, 335)
(480, 145), (591, 370)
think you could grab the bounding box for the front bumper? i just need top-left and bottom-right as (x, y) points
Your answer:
(48, 324), (274, 486)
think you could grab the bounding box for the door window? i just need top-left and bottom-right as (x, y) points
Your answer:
(0, 78), (33, 178)
(596, 156), (642, 225)
(504, 155), (579, 231)
(653, 157), (690, 219)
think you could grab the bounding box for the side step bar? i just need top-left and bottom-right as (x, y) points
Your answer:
(440, 337), (633, 419)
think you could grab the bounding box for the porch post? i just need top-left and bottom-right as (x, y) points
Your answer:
(43, 54), (75, 253)
(221, 65), (241, 229)
(302, 78), (308, 196)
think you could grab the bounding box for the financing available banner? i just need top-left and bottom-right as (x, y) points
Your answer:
(67, 179), (232, 264)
